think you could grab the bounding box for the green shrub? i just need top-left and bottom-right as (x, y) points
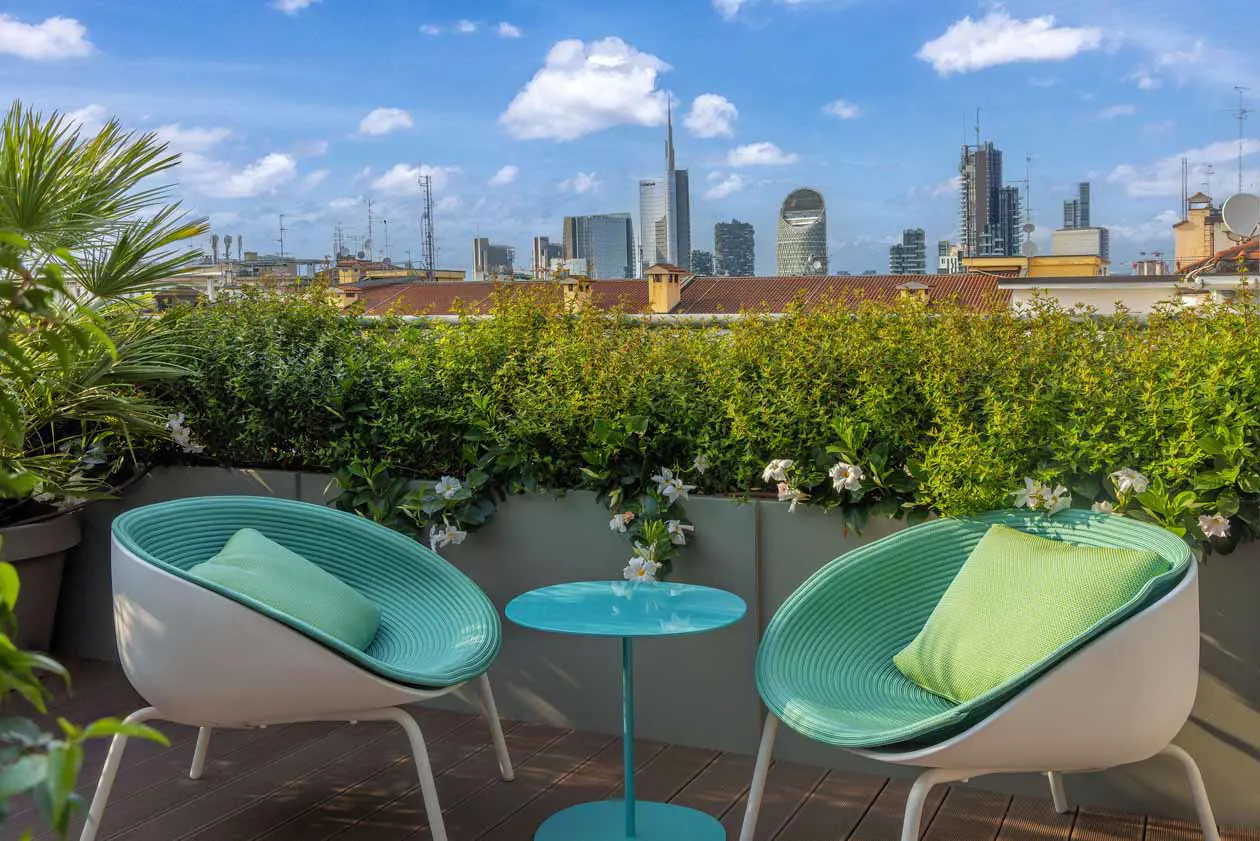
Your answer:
(166, 288), (1260, 555)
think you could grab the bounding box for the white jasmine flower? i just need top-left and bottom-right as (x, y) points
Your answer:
(666, 519), (695, 546)
(429, 523), (467, 550)
(693, 454), (710, 475)
(1013, 477), (1043, 509)
(778, 482), (808, 513)
(623, 557), (661, 582)
(1110, 468), (1150, 496)
(762, 459), (794, 484)
(55, 496), (88, 510)
(166, 412), (205, 454)
(828, 461), (865, 492)
(1199, 513), (1231, 539)
(610, 515), (627, 533)
(652, 468), (695, 504)
(1044, 485), (1072, 515)
(1092, 500), (1117, 515)
(434, 476), (462, 500)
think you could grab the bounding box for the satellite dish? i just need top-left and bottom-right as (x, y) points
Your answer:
(1022, 241), (1040, 257)
(1022, 223), (1036, 234)
(1222, 193), (1260, 235)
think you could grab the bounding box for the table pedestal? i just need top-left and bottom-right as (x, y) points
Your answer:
(533, 638), (724, 840)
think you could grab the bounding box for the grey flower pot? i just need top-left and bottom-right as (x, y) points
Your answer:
(0, 512), (81, 651)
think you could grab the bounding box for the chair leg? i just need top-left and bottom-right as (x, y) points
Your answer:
(476, 672), (514, 781)
(1046, 771), (1070, 813)
(368, 707), (449, 841)
(79, 707), (159, 841)
(189, 727), (212, 780)
(738, 714), (780, 841)
(901, 768), (987, 841)
(1160, 745), (1221, 841)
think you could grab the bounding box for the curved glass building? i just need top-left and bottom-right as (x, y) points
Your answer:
(776, 188), (828, 276)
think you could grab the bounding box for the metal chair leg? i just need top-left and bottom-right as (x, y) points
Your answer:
(189, 727), (212, 780)
(477, 672), (514, 781)
(79, 707), (159, 841)
(1160, 745), (1221, 841)
(739, 714), (780, 841)
(1047, 771), (1070, 813)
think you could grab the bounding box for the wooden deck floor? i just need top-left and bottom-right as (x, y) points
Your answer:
(4, 660), (1256, 841)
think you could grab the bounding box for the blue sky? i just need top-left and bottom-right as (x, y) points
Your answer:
(3, 0), (1258, 275)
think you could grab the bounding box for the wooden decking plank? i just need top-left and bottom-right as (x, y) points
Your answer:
(1146, 816), (1208, 841)
(772, 770), (887, 841)
(720, 760), (829, 841)
(180, 712), (478, 840)
(1222, 826), (1260, 840)
(367, 730), (613, 841)
(475, 738), (667, 841)
(668, 750), (757, 820)
(296, 722), (566, 841)
(995, 796), (1076, 841)
(1071, 807), (1146, 841)
(922, 785), (1012, 841)
(848, 777), (948, 841)
(98, 722), (353, 841)
(608, 743), (720, 802)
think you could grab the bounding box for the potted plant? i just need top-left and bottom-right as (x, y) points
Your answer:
(0, 100), (206, 649)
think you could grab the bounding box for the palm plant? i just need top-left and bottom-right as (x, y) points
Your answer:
(0, 100), (208, 526)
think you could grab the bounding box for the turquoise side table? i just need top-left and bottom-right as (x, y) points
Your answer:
(506, 580), (747, 841)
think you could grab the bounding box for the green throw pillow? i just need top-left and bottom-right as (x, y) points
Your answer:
(189, 528), (381, 651)
(892, 523), (1168, 704)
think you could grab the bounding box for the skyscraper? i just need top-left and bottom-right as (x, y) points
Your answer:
(638, 104), (691, 274)
(714, 219), (755, 276)
(690, 250), (714, 276)
(889, 228), (927, 274)
(959, 141), (1022, 257)
(777, 188), (828, 276)
(472, 237), (514, 281)
(531, 236), (563, 278)
(937, 240), (963, 275)
(562, 213), (635, 279)
(1063, 182), (1091, 229)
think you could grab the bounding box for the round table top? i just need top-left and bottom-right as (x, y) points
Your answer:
(505, 581), (747, 638)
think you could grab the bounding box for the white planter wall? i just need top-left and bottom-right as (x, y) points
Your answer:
(55, 466), (1260, 826)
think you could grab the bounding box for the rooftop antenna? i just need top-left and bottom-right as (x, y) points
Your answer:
(1234, 86), (1252, 195)
(365, 198), (375, 262)
(1181, 157), (1190, 219)
(1204, 164), (1216, 197)
(277, 213), (287, 258)
(974, 107), (981, 149)
(383, 219), (390, 260)
(418, 170), (436, 283)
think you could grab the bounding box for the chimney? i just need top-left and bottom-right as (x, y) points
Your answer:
(561, 275), (593, 310)
(647, 263), (686, 314)
(898, 279), (930, 301)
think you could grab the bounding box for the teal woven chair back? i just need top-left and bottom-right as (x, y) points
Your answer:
(112, 496), (501, 688)
(757, 509), (1191, 748)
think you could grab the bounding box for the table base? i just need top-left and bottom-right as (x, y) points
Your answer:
(534, 800), (725, 840)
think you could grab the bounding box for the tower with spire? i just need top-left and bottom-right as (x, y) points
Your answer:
(638, 97), (691, 275)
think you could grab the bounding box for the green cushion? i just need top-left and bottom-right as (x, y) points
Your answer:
(189, 528), (381, 651)
(892, 523), (1168, 704)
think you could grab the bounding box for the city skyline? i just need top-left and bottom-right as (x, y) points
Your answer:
(10, 0), (1257, 276)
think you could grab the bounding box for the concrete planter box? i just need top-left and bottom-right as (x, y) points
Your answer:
(55, 466), (1260, 826)
(1, 512), (81, 651)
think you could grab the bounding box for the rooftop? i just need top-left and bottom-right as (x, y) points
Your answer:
(15, 660), (1247, 841)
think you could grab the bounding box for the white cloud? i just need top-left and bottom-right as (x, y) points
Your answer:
(1098, 104), (1137, 119)
(685, 94), (738, 138)
(420, 24), (442, 35)
(488, 165), (519, 187)
(0, 14), (92, 60)
(705, 173), (747, 200)
(497, 22), (523, 38)
(823, 99), (861, 119)
(713, 0), (751, 19)
(65, 104), (107, 133)
(1130, 70), (1161, 90)
(273, 0), (318, 14)
(931, 175), (962, 197)
(500, 37), (670, 141)
(559, 172), (601, 194)
(917, 11), (1102, 75)
(456, 19), (478, 34)
(359, 107), (413, 136)
(1107, 139), (1260, 198)
(1110, 210), (1181, 242)
(296, 139), (330, 156)
(371, 163), (460, 196)
(301, 169), (330, 190)
(328, 197), (360, 211)
(726, 141), (798, 167)
(436, 196), (461, 212)
(203, 154), (298, 199)
(156, 124), (232, 153)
